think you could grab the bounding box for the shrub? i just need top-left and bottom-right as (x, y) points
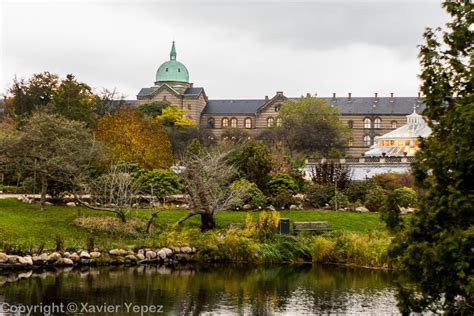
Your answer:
(344, 179), (377, 203)
(267, 173), (299, 196)
(230, 179), (267, 210)
(372, 172), (404, 191)
(271, 190), (297, 209)
(254, 211), (280, 240)
(391, 187), (417, 208)
(328, 191), (349, 210)
(364, 185), (386, 212)
(134, 168), (184, 200)
(304, 183), (334, 208)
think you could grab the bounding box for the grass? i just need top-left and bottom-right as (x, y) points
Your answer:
(0, 198), (386, 252)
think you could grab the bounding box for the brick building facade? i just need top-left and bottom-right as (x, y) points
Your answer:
(137, 43), (425, 157)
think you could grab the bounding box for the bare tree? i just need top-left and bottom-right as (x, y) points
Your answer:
(75, 166), (138, 223)
(176, 151), (250, 231)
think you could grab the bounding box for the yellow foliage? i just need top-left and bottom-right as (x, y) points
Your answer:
(95, 107), (172, 169)
(155, 105), (194, 127)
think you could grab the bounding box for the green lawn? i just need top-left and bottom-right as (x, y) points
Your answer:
(0, 198), (386, 251)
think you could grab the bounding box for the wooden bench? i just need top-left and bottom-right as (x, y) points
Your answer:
(293, 221), (332, 234)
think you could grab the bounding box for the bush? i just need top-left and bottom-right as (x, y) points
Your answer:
(372, 172), (404, 191)
(271, 190), (297, 209)
(230, 179), (267, 210)
(391, 187), (417, 208)
(328, 191), (349, 210)
(344, 180), (377, 203)
(134, 168), (184, 200)
(304, 183), (334, 208)
(268, 173), (299, 196)
(364, 185), (386, 212)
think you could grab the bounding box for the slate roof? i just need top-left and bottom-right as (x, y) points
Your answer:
(137, 88), (154, 97)
(202, 97), (425, 116)
(202, 99), (265, 115)
(183, 87), (204, 95)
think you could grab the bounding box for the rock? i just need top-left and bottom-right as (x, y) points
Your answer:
(0, 253), (8, 263)
(157, 248), (172, 259)
(69, 253), (80, 262)
(48, 252), (62, 262)
(80, 258), (92, 264)
(90, 251), (101, 258)
(145, 250), (157, 260)
(66, 202), (76, 207)
(109, 249), (128, 256)
(242, 204), (252, 210)
(174, 254), (191, 262)
(63, 252), (71, 258)
(400, 207), (415, 214)
(45, 202), (53, 206)
(32, 256), (44, 265)
(79, 251), (91, 259)
(171, 246), (180, 253)
(180, 204), (189, 209)
(268, 205), (276, 211)
(19, 256), (33, 266)
(55, 258), (74, 266)
(136, 254), (145, 261)
(125, 255), (137, 262)
(180, 246), (192, 254)
(7, 255), (20, 264)
(356, 206), (370, 213)
(289, 204), (298, 210)
(191, 247), (197, 253)
(137, 249), (144, 255)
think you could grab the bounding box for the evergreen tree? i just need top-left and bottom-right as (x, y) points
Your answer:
(390, 1), (473, 314)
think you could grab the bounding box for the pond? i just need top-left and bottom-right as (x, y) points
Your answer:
(0, 264), (401, 315)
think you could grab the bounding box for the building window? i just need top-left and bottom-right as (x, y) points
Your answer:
(274, 106), (280, 112)
(207, 118), (215, 128)
(230, 118), (237, 128)
(178, 68), (181, 72)
(187, 104), (192, 110)
(165, 68), (168, 72)
(276, 117), (282, 127)
(222, 117), (229, 128)
(347, 120), (354, 129)
(374, 118), (381, 129)
(244, 118), (252, 129)
(267, 117), (274, 127)
(391, 121), (397, 128)
(363, 135), (371, 146)
(364, 118), (371, 129)
(348, 138), (353, 146)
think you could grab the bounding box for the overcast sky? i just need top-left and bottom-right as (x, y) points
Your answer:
(1, 0), (448, 100)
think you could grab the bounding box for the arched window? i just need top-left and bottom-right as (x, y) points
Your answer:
(347, 120), (354, 129)
(267, 117), (274, 127)
(207, 117), (215, 128)
(230, 118), (237, 128)
(276, 117), (282, 127)
(222, 117), (229, 128)
(363, 135), (371, 146)
(364, 118), (371, 129)
(244, 118), (252, 129)
(374, 118), (381, 129)
(391, 121), (397, 128)
(187, 104), (192, 110)
(348, 138), (353, 146)
(274, 106), (280, 112)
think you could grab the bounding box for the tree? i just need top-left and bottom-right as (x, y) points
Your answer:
(390, 1), (473, 314)
(155, 105), (194, 127)
(136, 101), (169, 118)
(0, 112), (102, 210)
(267, 173), (299, 196)
(278, 97), (349, 157)
(95, 107), (173, 169)
(229, 140), (273, 190)
(176, 151), (250, 231)
(134, 168), (184, 202)
(310, 161), (351, 190)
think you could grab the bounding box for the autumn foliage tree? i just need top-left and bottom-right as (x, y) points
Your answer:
(95, 107), (173, 169)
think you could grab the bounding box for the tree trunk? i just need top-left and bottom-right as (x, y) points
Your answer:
(145, 211), (160, 234)
(39, 174), (47, 211)
(200, 212), (216, 232)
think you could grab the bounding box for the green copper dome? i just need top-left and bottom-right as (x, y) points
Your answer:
(155, 42), (189, 83)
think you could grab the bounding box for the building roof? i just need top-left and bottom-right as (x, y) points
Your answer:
(202, 97), (425, 115)
(183, 87), (204, 96)
(202, 99), (265, 115)
(137, 87), (154, 97)
(155, 42), (189, 83)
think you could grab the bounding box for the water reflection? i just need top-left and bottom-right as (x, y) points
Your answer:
(0, 264), (400, 315)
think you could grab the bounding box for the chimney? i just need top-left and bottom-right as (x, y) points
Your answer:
(418, 92), (421, 98)
(348, 92), (352, 101)
(332, 92), (336, 100)
(189, 83), (194, 87)
(390, 92), (394, 102)
(265, 95), (269, 101)
(374, 92), (379, 103)
(276, 91), (284, 96)
(314, 92), (318, 97)
(306, 93), (311, 98)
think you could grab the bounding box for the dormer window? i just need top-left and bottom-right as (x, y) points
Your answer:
(178, 68), (181, 72)
(165, 68), (168, 72)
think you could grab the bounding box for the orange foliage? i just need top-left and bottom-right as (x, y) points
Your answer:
(95, 107), (172, 169)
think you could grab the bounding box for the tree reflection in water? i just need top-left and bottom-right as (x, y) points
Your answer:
(0, 264), (399, 315)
